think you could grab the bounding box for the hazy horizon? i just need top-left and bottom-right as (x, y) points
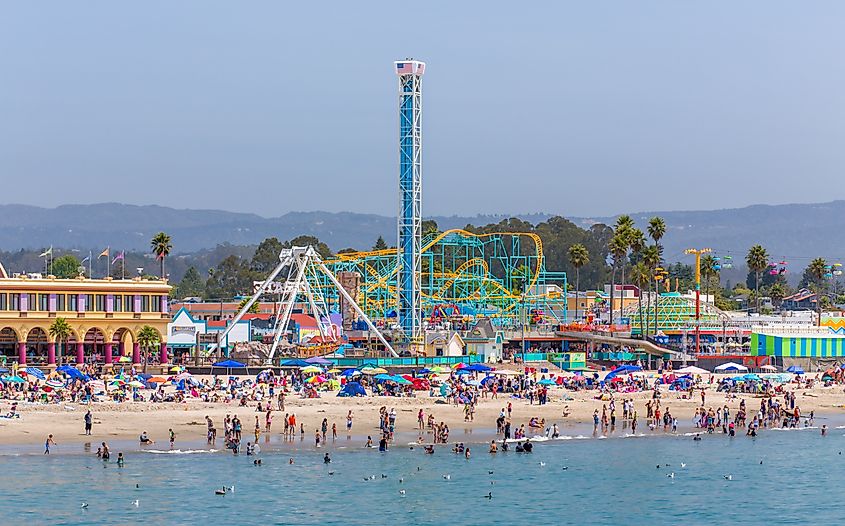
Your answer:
(3, 2), (844, 217)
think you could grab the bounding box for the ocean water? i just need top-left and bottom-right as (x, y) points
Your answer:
(1, 427), (841, 525)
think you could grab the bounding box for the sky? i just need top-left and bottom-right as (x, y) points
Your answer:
(2, 1), (844, 219)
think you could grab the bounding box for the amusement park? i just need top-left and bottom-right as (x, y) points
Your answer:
(3, 59), (845, 375)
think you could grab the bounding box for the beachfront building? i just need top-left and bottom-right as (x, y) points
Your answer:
(750, 325), (845, 359)
(0, 272), (171, 366)
(167, 307), (250, 363)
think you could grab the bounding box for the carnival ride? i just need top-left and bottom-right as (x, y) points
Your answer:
(624, 292), (726, 336)
(319, 228), (568, 330)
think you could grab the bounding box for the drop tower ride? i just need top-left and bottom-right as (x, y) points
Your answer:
(394, 59), (425, 342)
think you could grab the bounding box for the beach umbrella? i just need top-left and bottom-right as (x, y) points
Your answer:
(0, 367), (8, 374)
(306, 375), (327, 384)
(306, 356), (334, 366)
(428, 366), (446, 373)
(45, 379), (65, 389)
(538, 378), (556, 386)
(339, 369), (360, 377)
(369, 367), (388, 374)
(455, 368), (474, 375)
(281, 359), (311, 367)
(170, 365), (184, 372)
(391, 375), (412, 385)
(452, 363), (467, 370)
(786, 365), (805, 375)
(327, 368), (341, 374)
(2, 375), (24, 383)
(118, 356), (132, 363)
(374, 373), (394, 381)
(24, 367), (46, 380)
(759, 365), (778, 372)
(148, 376), (167, 383)
(128, 380), (145, 388)
(463, 363), (492, 372)
(175, 372), (192, 381)
(301, 365), (323, 375)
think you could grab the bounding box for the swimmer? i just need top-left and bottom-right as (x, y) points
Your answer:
(116, 452), (124, 467)
(324, 453), (332, 464)
(489, 440), (497, 453)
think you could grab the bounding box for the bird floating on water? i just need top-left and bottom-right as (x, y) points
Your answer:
(724, 475), (732, 481)
(442, 474), (451, 480)
(80, 503), (88, 509)
(132, 500), (139, 507)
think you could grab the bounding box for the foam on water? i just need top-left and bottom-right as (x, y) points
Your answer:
(143, 449), (219, 455)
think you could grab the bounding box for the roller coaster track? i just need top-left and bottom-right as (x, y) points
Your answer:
(327, 229), (544, 298)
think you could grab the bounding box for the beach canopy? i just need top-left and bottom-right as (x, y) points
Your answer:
(337, 381), (366, 397)
(715, 362), (748, 372)
(759, 365), (778, 372)
(213, 360), (245, 368)
(786, 365), (805, 375)
(24, 367), (46, 380)
(281, 359), (311, 367)
(675, 366), (708, 375)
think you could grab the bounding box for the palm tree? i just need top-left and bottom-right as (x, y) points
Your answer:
(136, 325), (161, 373)
(641, 245), (661, 336)
(700, 254), (719, 301)
(746, 245), (769, 313)
(647, 217), (666, 256)
(609, 232), (629, 324)
(769, 282), (786, 310)
(150, 232), (172, 279)
(630, 261), (652, 338)
(808, 257), (828, 326)
(567, 243), (590, 322)
(48, 317), (72, 366)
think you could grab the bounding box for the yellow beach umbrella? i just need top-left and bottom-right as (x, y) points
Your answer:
(327, 368), (341, 373)
(301, 365), (322, 374)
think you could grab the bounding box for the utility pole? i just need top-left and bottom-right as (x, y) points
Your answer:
(684, 248), (712, 356)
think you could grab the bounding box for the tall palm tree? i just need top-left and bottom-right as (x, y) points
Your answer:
(48, 317), (72, 366)
(150, 232), (172, 279)
(630, 261), (652, 338)
(746, 245), (769, 313)
(567, 243), (590, 322)
(647, 216), (666, 257)
(808, 257), (828, 326)
(609, 232), (629, 325)
(641, 245), (661, 336)
(136, 325), (161, 374)
(700, 254), (719, 301)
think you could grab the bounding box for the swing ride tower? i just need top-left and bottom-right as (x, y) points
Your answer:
(395, 59), (425, 343)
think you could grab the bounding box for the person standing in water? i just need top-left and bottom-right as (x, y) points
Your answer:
(44, 434), (57, 454)
(84, 410), (93, 436)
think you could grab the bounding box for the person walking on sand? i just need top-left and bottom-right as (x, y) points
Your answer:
(347, 410), (353, 433)
(169, 429), (175, 448)
(84, 410), (93, 436)
(44, 434), (57, 454)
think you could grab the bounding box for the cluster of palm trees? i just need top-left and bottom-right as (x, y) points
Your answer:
(567, 215), (666, 332)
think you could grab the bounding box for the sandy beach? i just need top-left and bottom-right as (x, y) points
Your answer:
(3, 373), (845, 449)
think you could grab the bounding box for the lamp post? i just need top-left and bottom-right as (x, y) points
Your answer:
(684, 248), (712, 356)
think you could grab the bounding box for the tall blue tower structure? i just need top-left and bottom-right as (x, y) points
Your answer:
(395, 59), (425, 342)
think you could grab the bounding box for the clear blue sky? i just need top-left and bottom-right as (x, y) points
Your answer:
(2, 1), (844, 218)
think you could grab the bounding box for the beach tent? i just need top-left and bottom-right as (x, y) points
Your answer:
(337, 381), (366, 397)
(281, 359), (311, 368)
(715, 362), (748, 372)
(675, 366), (708, 375)
(786, 365), (805, 375)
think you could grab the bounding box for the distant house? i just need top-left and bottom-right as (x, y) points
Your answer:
(423, 331), (465, 357)
(462, 318), (503, 362)
(782, 289), (818, 311)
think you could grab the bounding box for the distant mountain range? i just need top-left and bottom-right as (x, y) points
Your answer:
(0, 202), (839, 266)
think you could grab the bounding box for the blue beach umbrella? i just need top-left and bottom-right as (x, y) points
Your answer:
(786, 365), (805, 375)
(25, 367), (46, 380)
(339, 369), (360, 377)
(2, 375), (25, 383)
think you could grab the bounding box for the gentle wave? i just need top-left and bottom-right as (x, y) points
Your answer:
(142, 449), (219, 455)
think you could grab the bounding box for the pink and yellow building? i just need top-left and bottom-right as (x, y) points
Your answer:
(0, 272), (171, 366)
